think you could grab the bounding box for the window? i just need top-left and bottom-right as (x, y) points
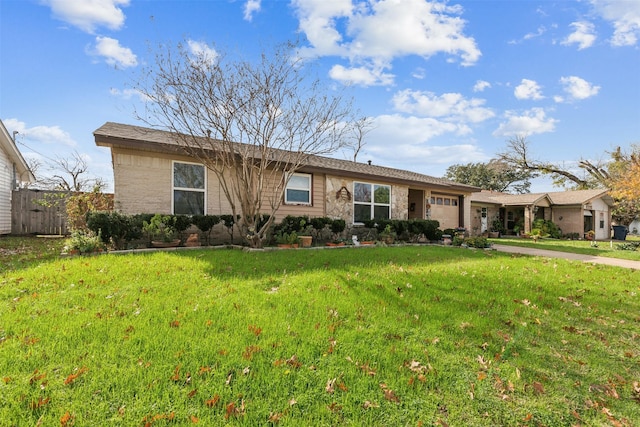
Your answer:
(436, 197), (443, 205)
(444, 198), (451, 206)
(451, 198), (458, 206)
(285, 173), (312, 205)
(173, 161), (205, 215)
(354, 182), (391, 223)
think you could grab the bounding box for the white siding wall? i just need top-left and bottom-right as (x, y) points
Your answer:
(0, 147), (12, 234)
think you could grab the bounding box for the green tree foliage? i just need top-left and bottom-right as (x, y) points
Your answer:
(444, 159), (534, 193)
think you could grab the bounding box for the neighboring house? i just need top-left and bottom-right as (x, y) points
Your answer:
(470, 189), (614, 240)
(94, 122), (480, 231)
(1, 120), (35, 234)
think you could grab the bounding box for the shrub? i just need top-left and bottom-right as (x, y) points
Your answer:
(192, 215), (220, 245)
(86, 211), (142, 249)
(463, 236), (489, 248)
(66, 189), (114, 232)
(532, 219), (562, 239)
(616, 242), (640, 251)
(64, 230), (105, 254)
(330, 219), (346, 234)
(143, 214), (178, 243)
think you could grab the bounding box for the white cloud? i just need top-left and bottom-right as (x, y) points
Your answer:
(357, 114), (487, 171)
(562, 21), (597, 49)
(243, 0), (262, 21)
(3, 118), (76, 147)
(187, 40), (218, 66)
(590, 0), (640, 46)
(514, 79), (544, 100)
(293, 0), (480, 87)
(524, 26), (547, 40)
(391, 89), (494, 123)
(473, 80), (491, 92)
(329, 64), (394, 86)
(43, 0), (129, 33)
(493, 108), (558, 137)
(109, 87), (149, 101)
(557, 76), (600, 102)
(92, 36), (137, 68)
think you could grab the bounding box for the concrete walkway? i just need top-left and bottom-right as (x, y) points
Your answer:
(492, 244), (640, 270)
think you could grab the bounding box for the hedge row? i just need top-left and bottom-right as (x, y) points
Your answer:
(86, 212), (236, 249)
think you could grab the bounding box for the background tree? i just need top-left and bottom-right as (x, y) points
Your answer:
(444, 159), (534, 194)
(136, 41), (354, 248)
(28, 151), (106, 192)
(499, 136), (640, 224)
(344, 116), (375, 162)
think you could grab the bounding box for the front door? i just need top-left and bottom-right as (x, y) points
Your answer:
(481, 207), (488, 233)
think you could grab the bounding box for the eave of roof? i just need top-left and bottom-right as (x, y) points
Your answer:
(0, 119), (35, 183)
(94, 122), (480, 193)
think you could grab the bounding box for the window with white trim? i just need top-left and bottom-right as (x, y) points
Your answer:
(285, 173), (312, 205)
(173, 161), (205, 215)
(353, 182), (391, 223)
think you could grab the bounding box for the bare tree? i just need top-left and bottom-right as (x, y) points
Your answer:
(136, 41), (355, 247)
(499, 135), (607, 189)
(346, 116), (375, 162)
(499, 136), (640, 224)
(29, 151), (106, 192)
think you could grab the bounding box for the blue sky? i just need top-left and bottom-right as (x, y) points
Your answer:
(1, 0), (639, 193)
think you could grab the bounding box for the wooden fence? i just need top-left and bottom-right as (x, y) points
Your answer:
(11, 189), (70, 235)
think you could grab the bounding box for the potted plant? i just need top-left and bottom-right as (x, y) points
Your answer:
(379, 224), (397, 244)
(298, 218), (313, 248)
(276, 231), (299, 248)
(488, 217), (504, 238)
(143, 214), (180, 247)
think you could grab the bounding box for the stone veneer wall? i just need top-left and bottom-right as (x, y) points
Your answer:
(325, 175), (409, 224)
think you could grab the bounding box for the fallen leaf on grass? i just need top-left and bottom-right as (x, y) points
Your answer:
(268, 412), (284, 423)
(170, 365), (181, 382)
(225, 400), (245, 419)
(60, 411), (74, 426)
(187, 389), (197, 398)
(205, 395), (220, 407)
(242, 345), (261, 360)
(380, 383), (400, 403)
(190, 415), (199, 423)
(64, 367), (88, 385)
(362, 401), (379, 409)
(248, 324), (262, 337)
(327, 402), (342, 413)
(632, 381), (640, 403)
(29, 369), (46, 385)
(532, 381), (545, 395)
(29, 396), (50, 410)
(325, 378), (336, 394)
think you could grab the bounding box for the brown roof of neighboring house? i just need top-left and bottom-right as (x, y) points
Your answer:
(94, 122), (480, 193)
(469, 188), (613, 206)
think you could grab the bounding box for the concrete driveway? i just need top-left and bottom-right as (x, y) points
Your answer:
(492, 244), (640, 270)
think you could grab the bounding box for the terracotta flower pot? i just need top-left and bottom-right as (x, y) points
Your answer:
(299, 236), (313, 247)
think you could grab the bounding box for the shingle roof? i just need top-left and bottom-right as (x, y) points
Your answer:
(94, 122), (480, 192)
(470, 188), (613, 206)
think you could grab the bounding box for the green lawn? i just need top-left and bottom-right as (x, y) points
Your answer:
(491, 235), (640, 261)
(1, 243), (639, 425)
